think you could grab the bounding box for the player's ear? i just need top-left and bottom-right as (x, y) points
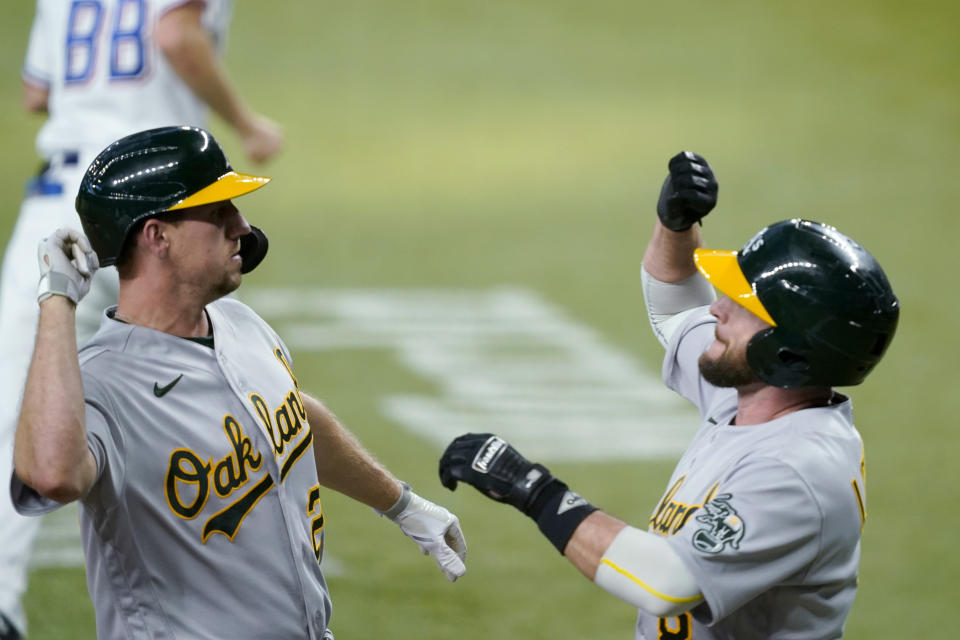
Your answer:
(141, 217), (172, 260)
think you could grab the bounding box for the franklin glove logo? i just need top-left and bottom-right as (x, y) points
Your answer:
(472, 436), (507, 473)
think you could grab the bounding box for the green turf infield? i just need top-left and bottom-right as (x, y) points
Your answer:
(2, 1), (957, 637)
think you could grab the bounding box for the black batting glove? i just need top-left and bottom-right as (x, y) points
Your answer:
(656, 151), (718, 231)
(439, 433), (556, 517)
(440, 433), (599, 553)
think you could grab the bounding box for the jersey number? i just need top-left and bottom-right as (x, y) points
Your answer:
(66, 0), (147, 83)
(658, 613), (691, 640)
(307, 484), (325, 563)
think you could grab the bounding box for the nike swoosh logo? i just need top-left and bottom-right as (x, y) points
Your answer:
(154, 374), (184, 398)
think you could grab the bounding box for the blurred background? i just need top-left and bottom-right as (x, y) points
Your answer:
(1, 0), (957, 637)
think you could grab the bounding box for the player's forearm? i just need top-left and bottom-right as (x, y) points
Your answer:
(14, 297), (96, 502)
(646, 151), (717, 281)
(640, 222), (712, 346)
(22, 80), (49, 113)
(564, 512), (703, 617)
(642, 220), (703, 283)
(563, 510), (628, 578)
(302, 393), (402, 511)
(439, 434), (703, 615)
(156, 9), (256, 135)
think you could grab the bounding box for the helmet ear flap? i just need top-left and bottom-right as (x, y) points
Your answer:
(746, 328), (812, 389)
(776, 348), (809, 371)
(239, 226), (269, 274)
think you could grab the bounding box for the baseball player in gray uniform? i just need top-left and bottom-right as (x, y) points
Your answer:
(438, 152), (899, 639)
(10, 126), (467, 639)
(2, 3), (283, 634)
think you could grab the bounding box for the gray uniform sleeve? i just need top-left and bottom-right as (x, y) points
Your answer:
(9, 475), (62, 516)
(661, 307), (733, 418)
(666, 457), (823, 624)
(80, 374), (127, 508)
(9, 400), (115, 516)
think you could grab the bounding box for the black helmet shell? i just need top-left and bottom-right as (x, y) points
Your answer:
(76, 126), (270, 268)
(696, 219), (899, 388)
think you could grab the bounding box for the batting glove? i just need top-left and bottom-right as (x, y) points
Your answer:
(37, 227), (99, 305)
(378, 484), (467, 582)
(439, 433), (597, 554)
(656, 151), (719, 231)
(438, 433), (555, 516)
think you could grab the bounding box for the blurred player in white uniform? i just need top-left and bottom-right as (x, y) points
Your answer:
(0, 2), (282, 636)
(438, 152), (900, 638)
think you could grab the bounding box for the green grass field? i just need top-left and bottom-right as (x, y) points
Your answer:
(2, 1), (958, 637)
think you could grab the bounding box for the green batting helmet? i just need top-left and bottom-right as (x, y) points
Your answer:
(693, 219), (900, 388)
(76, 126), (270, 273)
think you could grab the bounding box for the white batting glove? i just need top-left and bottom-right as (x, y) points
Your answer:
(378, 483), (467, 582)
(37, 227), (99, 305)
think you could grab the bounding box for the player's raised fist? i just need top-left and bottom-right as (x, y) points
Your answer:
(37, 227), (99, 305)
(656, 151), (718, 231)
(439, 433), (556, 516)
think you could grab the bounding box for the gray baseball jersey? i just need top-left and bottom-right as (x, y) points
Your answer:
(635, 308), (866, 640)
(12, 298), (333, 639)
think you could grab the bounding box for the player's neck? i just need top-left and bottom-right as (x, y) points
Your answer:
(116, 280), (211, 338)
(733, 384), (836, 426)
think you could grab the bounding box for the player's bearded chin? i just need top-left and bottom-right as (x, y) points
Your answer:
(698, 347), (760, 388)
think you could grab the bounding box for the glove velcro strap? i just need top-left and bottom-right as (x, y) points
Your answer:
(377, 482), (412, 520)
(38, 272), (78, 304)
(528, 480), (598, 554)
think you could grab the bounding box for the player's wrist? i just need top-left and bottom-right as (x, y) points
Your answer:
(38, 272), (79, 305)
(37, 286), (78, 309)
(376, 482), (412, 520)
(525, 478), (598, 554)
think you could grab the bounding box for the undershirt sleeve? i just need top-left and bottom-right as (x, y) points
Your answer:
(641, 267), (716, 347)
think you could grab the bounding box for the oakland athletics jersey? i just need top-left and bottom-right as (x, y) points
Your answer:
(23, 0), (233, 159)
(635, 308), (866, 640)
(11, 298), (332, 639)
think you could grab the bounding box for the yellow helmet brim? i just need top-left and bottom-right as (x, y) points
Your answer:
(693, 248), (776, 326)
(167, 171), (270, 211)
